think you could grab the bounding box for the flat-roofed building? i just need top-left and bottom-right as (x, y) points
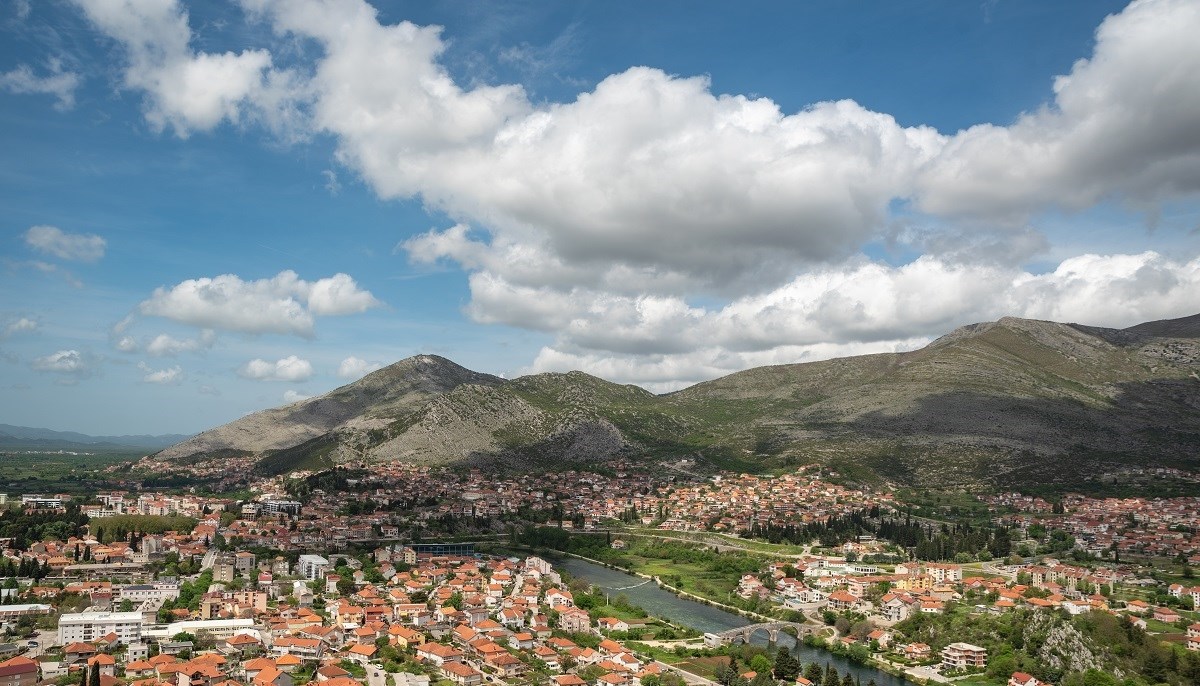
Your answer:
(57, 611), (143, 645)
(297, 555), (330, 581)
(941, 642), (987, 671)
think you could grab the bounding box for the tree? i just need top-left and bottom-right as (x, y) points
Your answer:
(750, 673), (774, 686)
(773, 647), (800, 681)
(749, 654), (772, 676)
(89, 662), (100, 686)
(823, 663), (839, 686)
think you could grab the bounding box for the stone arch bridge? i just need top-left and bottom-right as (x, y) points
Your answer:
(704, 622), (816, 646)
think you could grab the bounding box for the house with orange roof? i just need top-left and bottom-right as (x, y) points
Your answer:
(272, 655), (301, 673)
(827, 591), (859, 611)
(0, 656), (39, 686)
(251, 666), (291, 686)
(342, 644), (377, 664)
(415, 642), (462, 667)
(903, 643), (930, 661)
(388, 626), (423, 649)
(1153, 607), (1181, 624)
(86, 654), (116, 677)
(533, 646), (560, 670)
(315, 665), (350, 682)
(1124, 599), (1150, 614)
(493, 651), (527, 677)
(221, 634), (263, 658)
(441, 662), (482, 686)
(63, 643), (98, 666)
(270, 637), (323, 661)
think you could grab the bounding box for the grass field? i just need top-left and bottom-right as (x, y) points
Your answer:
(624, 555), (741, 596)
(674, 656), (730, 679)
(953, 676), (1005, 686)
(0, 452), (136, 493)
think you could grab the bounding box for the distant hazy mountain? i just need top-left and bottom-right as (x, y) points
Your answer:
(150, 314), (1200, 488)
(0, 424), (191, 452)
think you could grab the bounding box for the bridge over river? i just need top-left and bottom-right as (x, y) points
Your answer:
(705, 621), (817, 646)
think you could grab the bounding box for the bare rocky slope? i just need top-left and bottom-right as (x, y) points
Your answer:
(152, 314), (1200, 487)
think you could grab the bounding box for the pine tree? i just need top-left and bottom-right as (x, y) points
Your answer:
(774, 646), (800, 681)
(89, 662), (101, 686)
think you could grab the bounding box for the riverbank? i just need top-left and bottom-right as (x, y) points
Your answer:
(557, 548), (786, 624)
(553, 555), (913, 686)
(498, 541), (922, 685)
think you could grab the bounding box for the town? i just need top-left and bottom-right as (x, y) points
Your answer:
(0, 464), (1197, 686)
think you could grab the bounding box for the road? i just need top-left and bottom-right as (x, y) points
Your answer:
(200, 548), (219, 571)
(23, 629), (56, 658)
(366, 665), (388, 686)
(906, 665), (948, 683)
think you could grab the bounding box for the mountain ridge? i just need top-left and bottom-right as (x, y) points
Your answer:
(0, 424), (190, 452)
(148, 315), (1200, 487)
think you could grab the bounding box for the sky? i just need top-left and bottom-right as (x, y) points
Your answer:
(2, 0), (1200, 436)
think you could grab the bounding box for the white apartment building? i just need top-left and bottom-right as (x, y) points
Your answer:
(297, 554), (330, 580)
(115, 583), (180, 603)
(144, 619), (257, 641)
(58, 610), (144, 645)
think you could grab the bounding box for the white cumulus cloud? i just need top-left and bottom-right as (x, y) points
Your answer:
(138, 270), (379, 337)
(31, 349), (96, 382)
(282, 389), (312, 403)
(71, 0), (1200, 390)
(915, 0), (1200, 221)
(336, 356), (382, 380)
(145, 329), (216, 356)
(138, 361), (183, 384)
(238, 355), (313, 381)
(73, 0), (300, 136)
(24, 225), (106, 262)
(520, 251), (1200, 390)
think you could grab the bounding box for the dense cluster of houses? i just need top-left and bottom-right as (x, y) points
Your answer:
(26, 554), (672, 686)
(89, 461), (896, 550)
(650, 469), (893, 534)
(989, 492), (1200, 561)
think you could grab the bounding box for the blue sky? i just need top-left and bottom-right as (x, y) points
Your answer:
(2, 0), (1199, 436)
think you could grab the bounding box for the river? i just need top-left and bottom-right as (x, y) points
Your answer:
(555, 556), (911, 686)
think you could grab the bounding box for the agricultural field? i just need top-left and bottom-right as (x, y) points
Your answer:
(0, 452), (135, 493)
